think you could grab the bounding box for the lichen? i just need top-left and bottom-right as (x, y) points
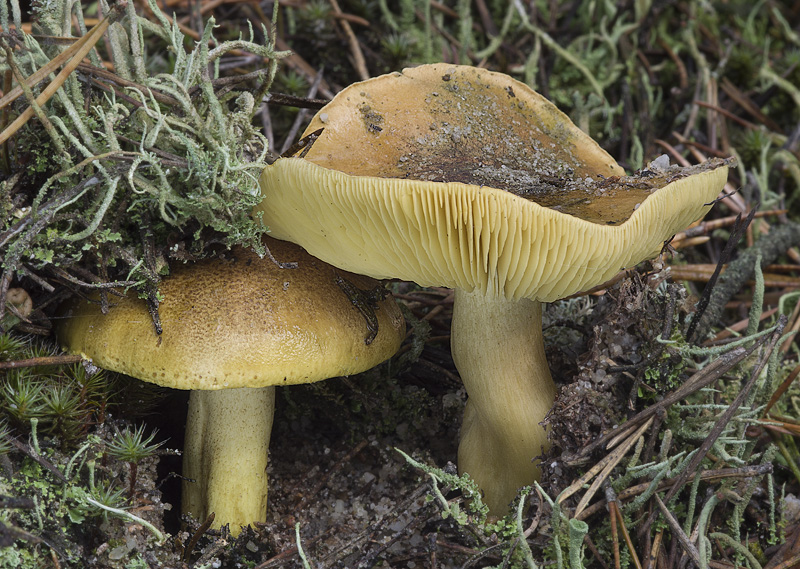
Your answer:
(0, 0), (289, 312)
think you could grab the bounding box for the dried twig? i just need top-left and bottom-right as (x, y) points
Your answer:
(686, 209), (756, 343)
(559, 417), (654, 516)
(654, 494), (701, 567)
(6, 435), (68, 484)
(181, 513), (215, 562)
(328, 0), (369, 81)
(605, 482), (622, 569)
(278, 70), (324, 154)
(577, 464), (774, 521)
(612, 497), (643, 569)
(0, 354), (82, 370)
(0, 8), (121, 144)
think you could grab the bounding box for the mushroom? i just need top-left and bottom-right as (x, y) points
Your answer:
(254, 64), (732, 513)
(6, 288), (33, 319)
(56, 237), (405, 533)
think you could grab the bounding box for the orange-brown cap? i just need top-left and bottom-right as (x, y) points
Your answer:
(255, 64), (730, 301)
(57, 238), (405, 390)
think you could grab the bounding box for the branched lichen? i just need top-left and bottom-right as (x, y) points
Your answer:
(0, 0), (289, 320)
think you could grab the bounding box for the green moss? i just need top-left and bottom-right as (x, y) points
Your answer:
(1, 429), (169, 568)
(0, 544), (46, 569)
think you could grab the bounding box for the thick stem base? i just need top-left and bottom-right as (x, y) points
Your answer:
(452, 289), (556, 514)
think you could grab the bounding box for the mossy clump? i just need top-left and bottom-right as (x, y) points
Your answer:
(1, 0), (289, 304)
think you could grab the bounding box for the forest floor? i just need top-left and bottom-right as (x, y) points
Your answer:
(2, 1), (800, 568)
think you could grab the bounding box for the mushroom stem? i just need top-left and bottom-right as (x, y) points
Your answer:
(182, 386), (275, 535)
(451, 289), (556, 515)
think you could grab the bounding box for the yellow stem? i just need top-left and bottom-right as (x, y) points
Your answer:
(452, 289), (556, 514)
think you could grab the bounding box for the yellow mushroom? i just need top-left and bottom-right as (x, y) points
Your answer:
(57, 237), (405, 534)
(7, 288), (33, 318)
(255, 64), (731, 514)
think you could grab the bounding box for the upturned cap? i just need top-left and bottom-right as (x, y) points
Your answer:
(256, 64), (730, 301)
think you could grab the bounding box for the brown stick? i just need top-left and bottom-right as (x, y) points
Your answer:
(577, 464), (773, 520)
(0, 354), (83, 370)
(328, 0), (369, 81)
(613, 499), (643, 569)
(654, 494), (701, 567)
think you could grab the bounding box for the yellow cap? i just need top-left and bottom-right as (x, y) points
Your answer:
(57, 237), (405, 390)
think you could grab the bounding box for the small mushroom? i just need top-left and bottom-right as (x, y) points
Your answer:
(255, 64), (732, 513)
(6, 288), (33, 319)
(56, 237), (405, 533)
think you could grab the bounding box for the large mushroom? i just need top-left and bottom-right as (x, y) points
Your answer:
(56, 237), (405, 533)
(254, 64), (731, 514)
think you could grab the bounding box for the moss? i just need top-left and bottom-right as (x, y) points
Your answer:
(1, 428), (172, 568)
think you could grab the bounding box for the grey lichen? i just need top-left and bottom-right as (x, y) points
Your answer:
(0, 0), (289, 312)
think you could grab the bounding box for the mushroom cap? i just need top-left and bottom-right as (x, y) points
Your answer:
(255, 64), (731, 302)
(56, 238), (405, 390)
